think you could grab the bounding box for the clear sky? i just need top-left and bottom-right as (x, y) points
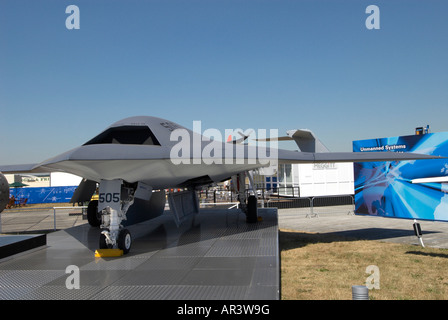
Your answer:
(1, 0), (447, 165)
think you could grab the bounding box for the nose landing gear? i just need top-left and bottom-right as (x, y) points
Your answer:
(87, 179), (136, 255)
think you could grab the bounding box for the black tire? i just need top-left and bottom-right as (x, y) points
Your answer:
(246, 195), (258, 223)
(118, 229), (132, 254)
(87, 200), (101, 227)
(99, 233), (109, 249)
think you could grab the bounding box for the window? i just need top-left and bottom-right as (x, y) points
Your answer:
(84, 126), (160, 146)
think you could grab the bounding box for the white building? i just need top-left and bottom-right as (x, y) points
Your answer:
(259, 162), (354, 197)
(5, 172), (82, 188)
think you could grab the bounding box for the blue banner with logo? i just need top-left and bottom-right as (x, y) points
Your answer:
(353, 132), (448, 221)
(9, 186), (77, 204)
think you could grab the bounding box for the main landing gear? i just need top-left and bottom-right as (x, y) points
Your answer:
(232, 172), (259, 223)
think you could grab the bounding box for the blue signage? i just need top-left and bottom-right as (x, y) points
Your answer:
(353, 132), (448, 221)
(9, 186), (77, 204)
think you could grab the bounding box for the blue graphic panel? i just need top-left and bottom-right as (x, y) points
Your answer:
(9, 186), (77, 204)
(353, 132), (448, 221)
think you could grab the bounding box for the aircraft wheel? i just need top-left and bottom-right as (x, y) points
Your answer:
(118, 229), (132, 254)
(87, 200), (101, 227)
(99, 233), (110, 249)
(246, 195), (258, 223)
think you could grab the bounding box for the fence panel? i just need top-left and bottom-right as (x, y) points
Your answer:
(196, 186), (354, 218)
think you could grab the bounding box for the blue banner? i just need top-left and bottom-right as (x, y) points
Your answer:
(9, 186), (77, 204)
(353, 132), (448, 221)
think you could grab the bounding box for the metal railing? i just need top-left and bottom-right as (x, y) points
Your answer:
(1, 187), (355, 233)
(307, 195), (355, 218)
(197, 187), (355, 217)
(0, 205), (88, 233)
(52, 206), (87, 230)
(266, 194), (354, 218)
(199, 202), (239, 209)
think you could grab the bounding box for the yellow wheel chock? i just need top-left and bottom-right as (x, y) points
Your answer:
(94, 249), (123, 257)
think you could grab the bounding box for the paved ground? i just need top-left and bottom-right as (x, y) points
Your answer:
(278, 206), (448, 249)
(0, 206), (87, 233)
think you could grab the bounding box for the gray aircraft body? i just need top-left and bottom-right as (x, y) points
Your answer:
(0, 116), (441, 253)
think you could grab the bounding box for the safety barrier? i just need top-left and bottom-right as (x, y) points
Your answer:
(267, 194), (355, 218)
(0, 205), (87, 233)
(197, 187), (354, 218)
(1, 189), (354, 233)
(199, 202), (239, 209)
(52, 206), (87, 230)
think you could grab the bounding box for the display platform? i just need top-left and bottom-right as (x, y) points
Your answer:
(0, 234), (46, 260)
(0, 208), (279, 300)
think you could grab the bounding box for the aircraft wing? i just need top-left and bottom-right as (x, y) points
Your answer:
(303, 151), (441, 163)
(275, 148), (442, 164)
(0, 146), (442, 176)
(0, 163), (59, 174)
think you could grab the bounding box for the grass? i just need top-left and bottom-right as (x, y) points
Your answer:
(280, 228), (448, 300)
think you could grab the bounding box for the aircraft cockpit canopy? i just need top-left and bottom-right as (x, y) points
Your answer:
(84, 126), (161, 146)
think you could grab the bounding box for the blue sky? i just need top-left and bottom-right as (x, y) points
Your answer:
(1, 0), (447, 165)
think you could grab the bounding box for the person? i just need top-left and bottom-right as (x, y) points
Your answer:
(6, 195), (15, 209)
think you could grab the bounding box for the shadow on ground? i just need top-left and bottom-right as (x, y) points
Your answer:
(279, 227), (440, 251)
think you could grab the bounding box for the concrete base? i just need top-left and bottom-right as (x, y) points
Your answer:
(0, 234), (46, 261)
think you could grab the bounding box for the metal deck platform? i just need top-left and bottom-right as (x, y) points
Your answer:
(0, 208), (279, 300)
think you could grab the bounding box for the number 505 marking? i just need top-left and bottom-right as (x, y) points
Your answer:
(99, 192), (120, 203)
